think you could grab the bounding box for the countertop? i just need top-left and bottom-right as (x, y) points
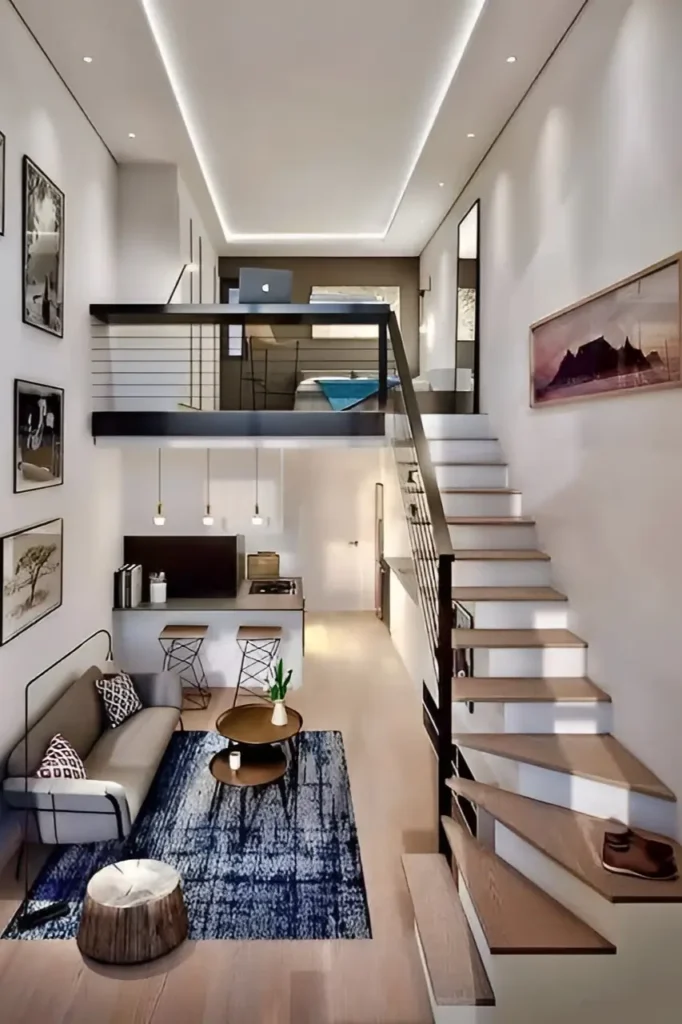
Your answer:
(114, 578), (304, 613)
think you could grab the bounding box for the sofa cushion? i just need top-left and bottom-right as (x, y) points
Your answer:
(95, 672), (143, 729)
(35, 734), (87, 780)
(84, 707), (179, 822)
(7, 666), (105, 778)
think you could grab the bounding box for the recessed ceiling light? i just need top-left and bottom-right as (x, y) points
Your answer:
(506, 55), (517, 63)
(128, 132), (136, 139)
(467, 133), (475, 138)
(439, 181), (445, 187)
(83, 56), (93, 63)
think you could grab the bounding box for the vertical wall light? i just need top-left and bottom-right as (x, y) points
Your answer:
(203, 449), (214, 526)
(153, 449), (166, 526)
(251, 448), (263, 526)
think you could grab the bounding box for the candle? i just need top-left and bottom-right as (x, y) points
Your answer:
(229, 750), (241, 771)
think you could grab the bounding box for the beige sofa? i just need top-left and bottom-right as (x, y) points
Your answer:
(3, 666), (182, 844)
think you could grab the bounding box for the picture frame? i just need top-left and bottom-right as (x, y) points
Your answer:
(530, 254), (682, 408)
(22, 155), (65, 338)
(1, 518), (63, 646)
(0, 130), (5, 236)
(14, 379), (64, 493)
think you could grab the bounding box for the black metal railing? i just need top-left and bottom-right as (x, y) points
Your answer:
(386, 311), (455, 852)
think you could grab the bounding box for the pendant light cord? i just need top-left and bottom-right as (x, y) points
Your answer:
(255, 448), (260, 509)
(206, 449), (211, 509)
(157, 448), (162, 507)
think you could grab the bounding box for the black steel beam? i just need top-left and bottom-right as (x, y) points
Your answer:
(92, 410), (386, 438)
(89, 303), (392, 327)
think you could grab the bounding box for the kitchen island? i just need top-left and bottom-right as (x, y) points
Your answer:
(113, 578), (305, 691)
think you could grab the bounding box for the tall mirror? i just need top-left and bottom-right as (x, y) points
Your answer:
(455, 201), (480, 412)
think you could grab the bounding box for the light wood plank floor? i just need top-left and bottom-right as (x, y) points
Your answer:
(0, 613), (437, 1023)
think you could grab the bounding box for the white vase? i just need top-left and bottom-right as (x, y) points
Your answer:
(271, 700), (288, 727)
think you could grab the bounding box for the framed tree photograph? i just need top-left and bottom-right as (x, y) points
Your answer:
(22, 156), (65, 337)
(0, 130), (5, 236)
(530, 255), (681, 407)
(14, 379), (64, 493)
(1, 519), (63, 645)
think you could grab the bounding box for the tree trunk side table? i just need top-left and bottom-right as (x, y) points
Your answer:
(77, 859), (188, 964)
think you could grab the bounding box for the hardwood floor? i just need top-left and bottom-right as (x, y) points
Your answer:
(0, 613), (437, 1024)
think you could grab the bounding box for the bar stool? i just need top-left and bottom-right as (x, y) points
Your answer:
(233, 626), (283, 706)
(159, 624), (211, 711)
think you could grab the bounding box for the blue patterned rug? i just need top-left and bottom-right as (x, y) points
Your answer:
(3, 730), (371, 941)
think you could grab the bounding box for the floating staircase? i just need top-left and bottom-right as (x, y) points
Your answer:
(399, 413), (679, 1023)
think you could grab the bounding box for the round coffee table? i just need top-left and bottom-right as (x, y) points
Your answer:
(215, 702), (303, 746)
(209, 743), (287, 788)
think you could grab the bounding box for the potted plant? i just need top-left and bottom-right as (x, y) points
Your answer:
(269, 658), (292, 726)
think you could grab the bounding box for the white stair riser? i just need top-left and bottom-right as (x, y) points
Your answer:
(422, 413), (491, 440)
(504, 701), (612, 734)
(430, 439), (502, 464)
(448, 524), (538, 550)
(457, 877), (615, 1024)
(414, 925), (495, 1024)
(471, 601), (569, 629)
(472, 647), (587, 678)
(441, 491), (522, 517)
(514, 761), (678, 835)
(452, 560), (551, 587)
(453, 700), (609, 734)
(436, 464), (508, 488)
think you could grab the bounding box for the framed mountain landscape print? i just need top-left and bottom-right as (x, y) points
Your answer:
(1, 518), (63, 645)
(530, 256), (681, 407)
(22, 156), (65, 337)
(14, 379), (64, 493)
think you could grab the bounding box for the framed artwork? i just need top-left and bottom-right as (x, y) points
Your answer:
(530, 256), (681, 407)
(14, 379), (64, 493)
(22, 156), (65, 337)
(0, 130), (5, 236)
(1, 519), (63, 645)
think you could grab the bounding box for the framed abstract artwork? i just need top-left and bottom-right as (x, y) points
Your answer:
(1, 519), (63, 645)
(14, 379), (64, 493)
(0, 130), (5, 236)
(22, 156), (65, 337)
(530, 255), (681, 407)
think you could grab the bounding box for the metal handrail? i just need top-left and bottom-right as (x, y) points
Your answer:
(387, 312), (453, 557)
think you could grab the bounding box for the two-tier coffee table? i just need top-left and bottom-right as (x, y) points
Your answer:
(209, 703), (303, 834)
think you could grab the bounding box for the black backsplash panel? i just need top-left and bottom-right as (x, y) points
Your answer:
(123, 535), (245, 601)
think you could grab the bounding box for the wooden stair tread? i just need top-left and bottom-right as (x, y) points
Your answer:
(452, 549), (550, 561)
(451, 586), (567, 602)
(453, 734), (676, 802)
(441, 488), (521, 495)
(440, 816), (615, 954)
(452, 628), (586, 648)
(447, 780), (682, 904)
(402, 855), (495, 1007)
(447, 517), (535, 526)
(452, 677), (610, 703)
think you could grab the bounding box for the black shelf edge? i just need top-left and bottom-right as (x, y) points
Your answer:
(91, 410), (386, 438)
(89, 302), (392, 326)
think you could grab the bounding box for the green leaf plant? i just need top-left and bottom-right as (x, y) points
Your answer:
(269, 658), (293, 703)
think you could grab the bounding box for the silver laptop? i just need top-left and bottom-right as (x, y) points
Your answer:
(239, 267), (293, 304)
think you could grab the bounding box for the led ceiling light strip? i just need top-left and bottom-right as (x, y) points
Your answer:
(139, 0), (487, 243)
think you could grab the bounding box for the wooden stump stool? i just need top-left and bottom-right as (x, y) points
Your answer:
(77, 859), (188, 964)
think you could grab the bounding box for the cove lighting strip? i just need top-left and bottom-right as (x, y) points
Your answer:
(140, 0), (487, 242)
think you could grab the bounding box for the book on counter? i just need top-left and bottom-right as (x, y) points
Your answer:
(113, 564), (142, 609)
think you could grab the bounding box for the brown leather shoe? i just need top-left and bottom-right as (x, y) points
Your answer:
(604, 827), (675, 862)
(602, 833), (678, 880)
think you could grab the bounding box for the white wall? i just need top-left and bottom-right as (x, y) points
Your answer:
(0, 4), (120, 858)
(421, 0), (682, 828)
(121, 446), (381, 611)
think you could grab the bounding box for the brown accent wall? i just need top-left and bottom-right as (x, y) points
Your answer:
(218, 255), (420, 374)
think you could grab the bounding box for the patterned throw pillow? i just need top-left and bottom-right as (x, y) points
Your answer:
(35, 733), (87, 780)
(95, 672), (143, 729)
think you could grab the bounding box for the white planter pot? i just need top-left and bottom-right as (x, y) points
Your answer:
(271, 700), (288, 727)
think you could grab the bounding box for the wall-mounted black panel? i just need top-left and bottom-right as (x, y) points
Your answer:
(123, 535), (245, 600)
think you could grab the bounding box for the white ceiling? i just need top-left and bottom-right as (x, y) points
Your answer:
(13, 0), (586, 255)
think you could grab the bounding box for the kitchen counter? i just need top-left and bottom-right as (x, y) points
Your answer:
(114, 578), (304, 613)
(113, 578), (304, 690)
